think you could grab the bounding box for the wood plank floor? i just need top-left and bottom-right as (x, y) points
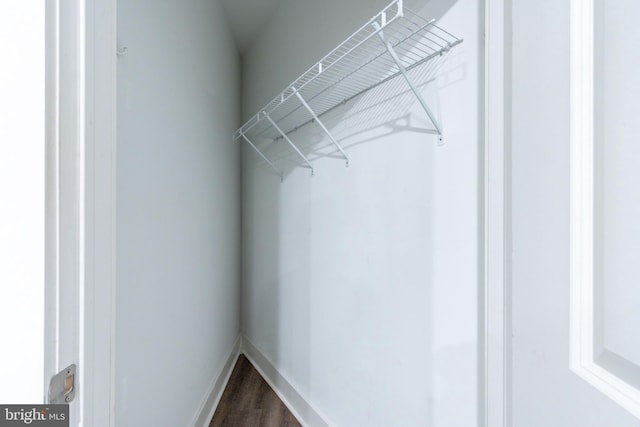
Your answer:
(210, 354), (302, 427)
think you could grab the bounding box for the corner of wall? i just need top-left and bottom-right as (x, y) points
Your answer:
(241, 336), (332, 427)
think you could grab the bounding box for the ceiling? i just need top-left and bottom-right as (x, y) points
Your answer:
(220, 0), (284, 53)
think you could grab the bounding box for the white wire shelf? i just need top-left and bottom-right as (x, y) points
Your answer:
(234, 0), (463, 178)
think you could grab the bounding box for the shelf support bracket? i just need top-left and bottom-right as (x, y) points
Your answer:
(376, 26), (444, 144)
(240, 131), (283, 181)
(263, 112), (315, 175)
(292, 87), (350, 167)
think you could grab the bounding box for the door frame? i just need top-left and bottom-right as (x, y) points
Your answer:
(483, 0), (511, 426)
(45, 1), (117, 426)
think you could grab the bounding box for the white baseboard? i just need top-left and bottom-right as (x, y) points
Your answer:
(241, 336), (332, 427)
(190, 335), (242, 427)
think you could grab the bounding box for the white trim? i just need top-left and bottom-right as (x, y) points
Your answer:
(569, 0), (640, 419)
(484, 0), (510, 425)
(45, 0), (118, 425)
(44, 0), (61, 400)
(190, 336), (242, 427)
(80, 0), (117, 426)
(569, 0), (595, 382)
(45, 2), (83, 425)
(242, 337), (332, 427)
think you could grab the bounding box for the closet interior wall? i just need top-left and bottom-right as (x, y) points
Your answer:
(115, 1), (241, 426)
(240, 0), (482, 425)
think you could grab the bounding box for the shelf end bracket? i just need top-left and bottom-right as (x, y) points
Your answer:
(292, 88), (350, 167)
(240, 131), (283, 181)
(263, 112), (315, 175)
(376, 28), (443, 144)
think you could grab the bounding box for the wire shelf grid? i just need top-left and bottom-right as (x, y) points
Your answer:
(234, 0), (463, 176)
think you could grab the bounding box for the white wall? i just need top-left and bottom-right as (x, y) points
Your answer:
(0, 1), (44, 404)
(115, 0), (240, 425)
(241, 0), (481, 425)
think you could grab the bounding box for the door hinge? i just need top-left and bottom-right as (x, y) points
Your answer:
(48, 364), (76, 404)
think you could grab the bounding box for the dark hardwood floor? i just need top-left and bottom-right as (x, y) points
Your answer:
(210, 355), (302, 427)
